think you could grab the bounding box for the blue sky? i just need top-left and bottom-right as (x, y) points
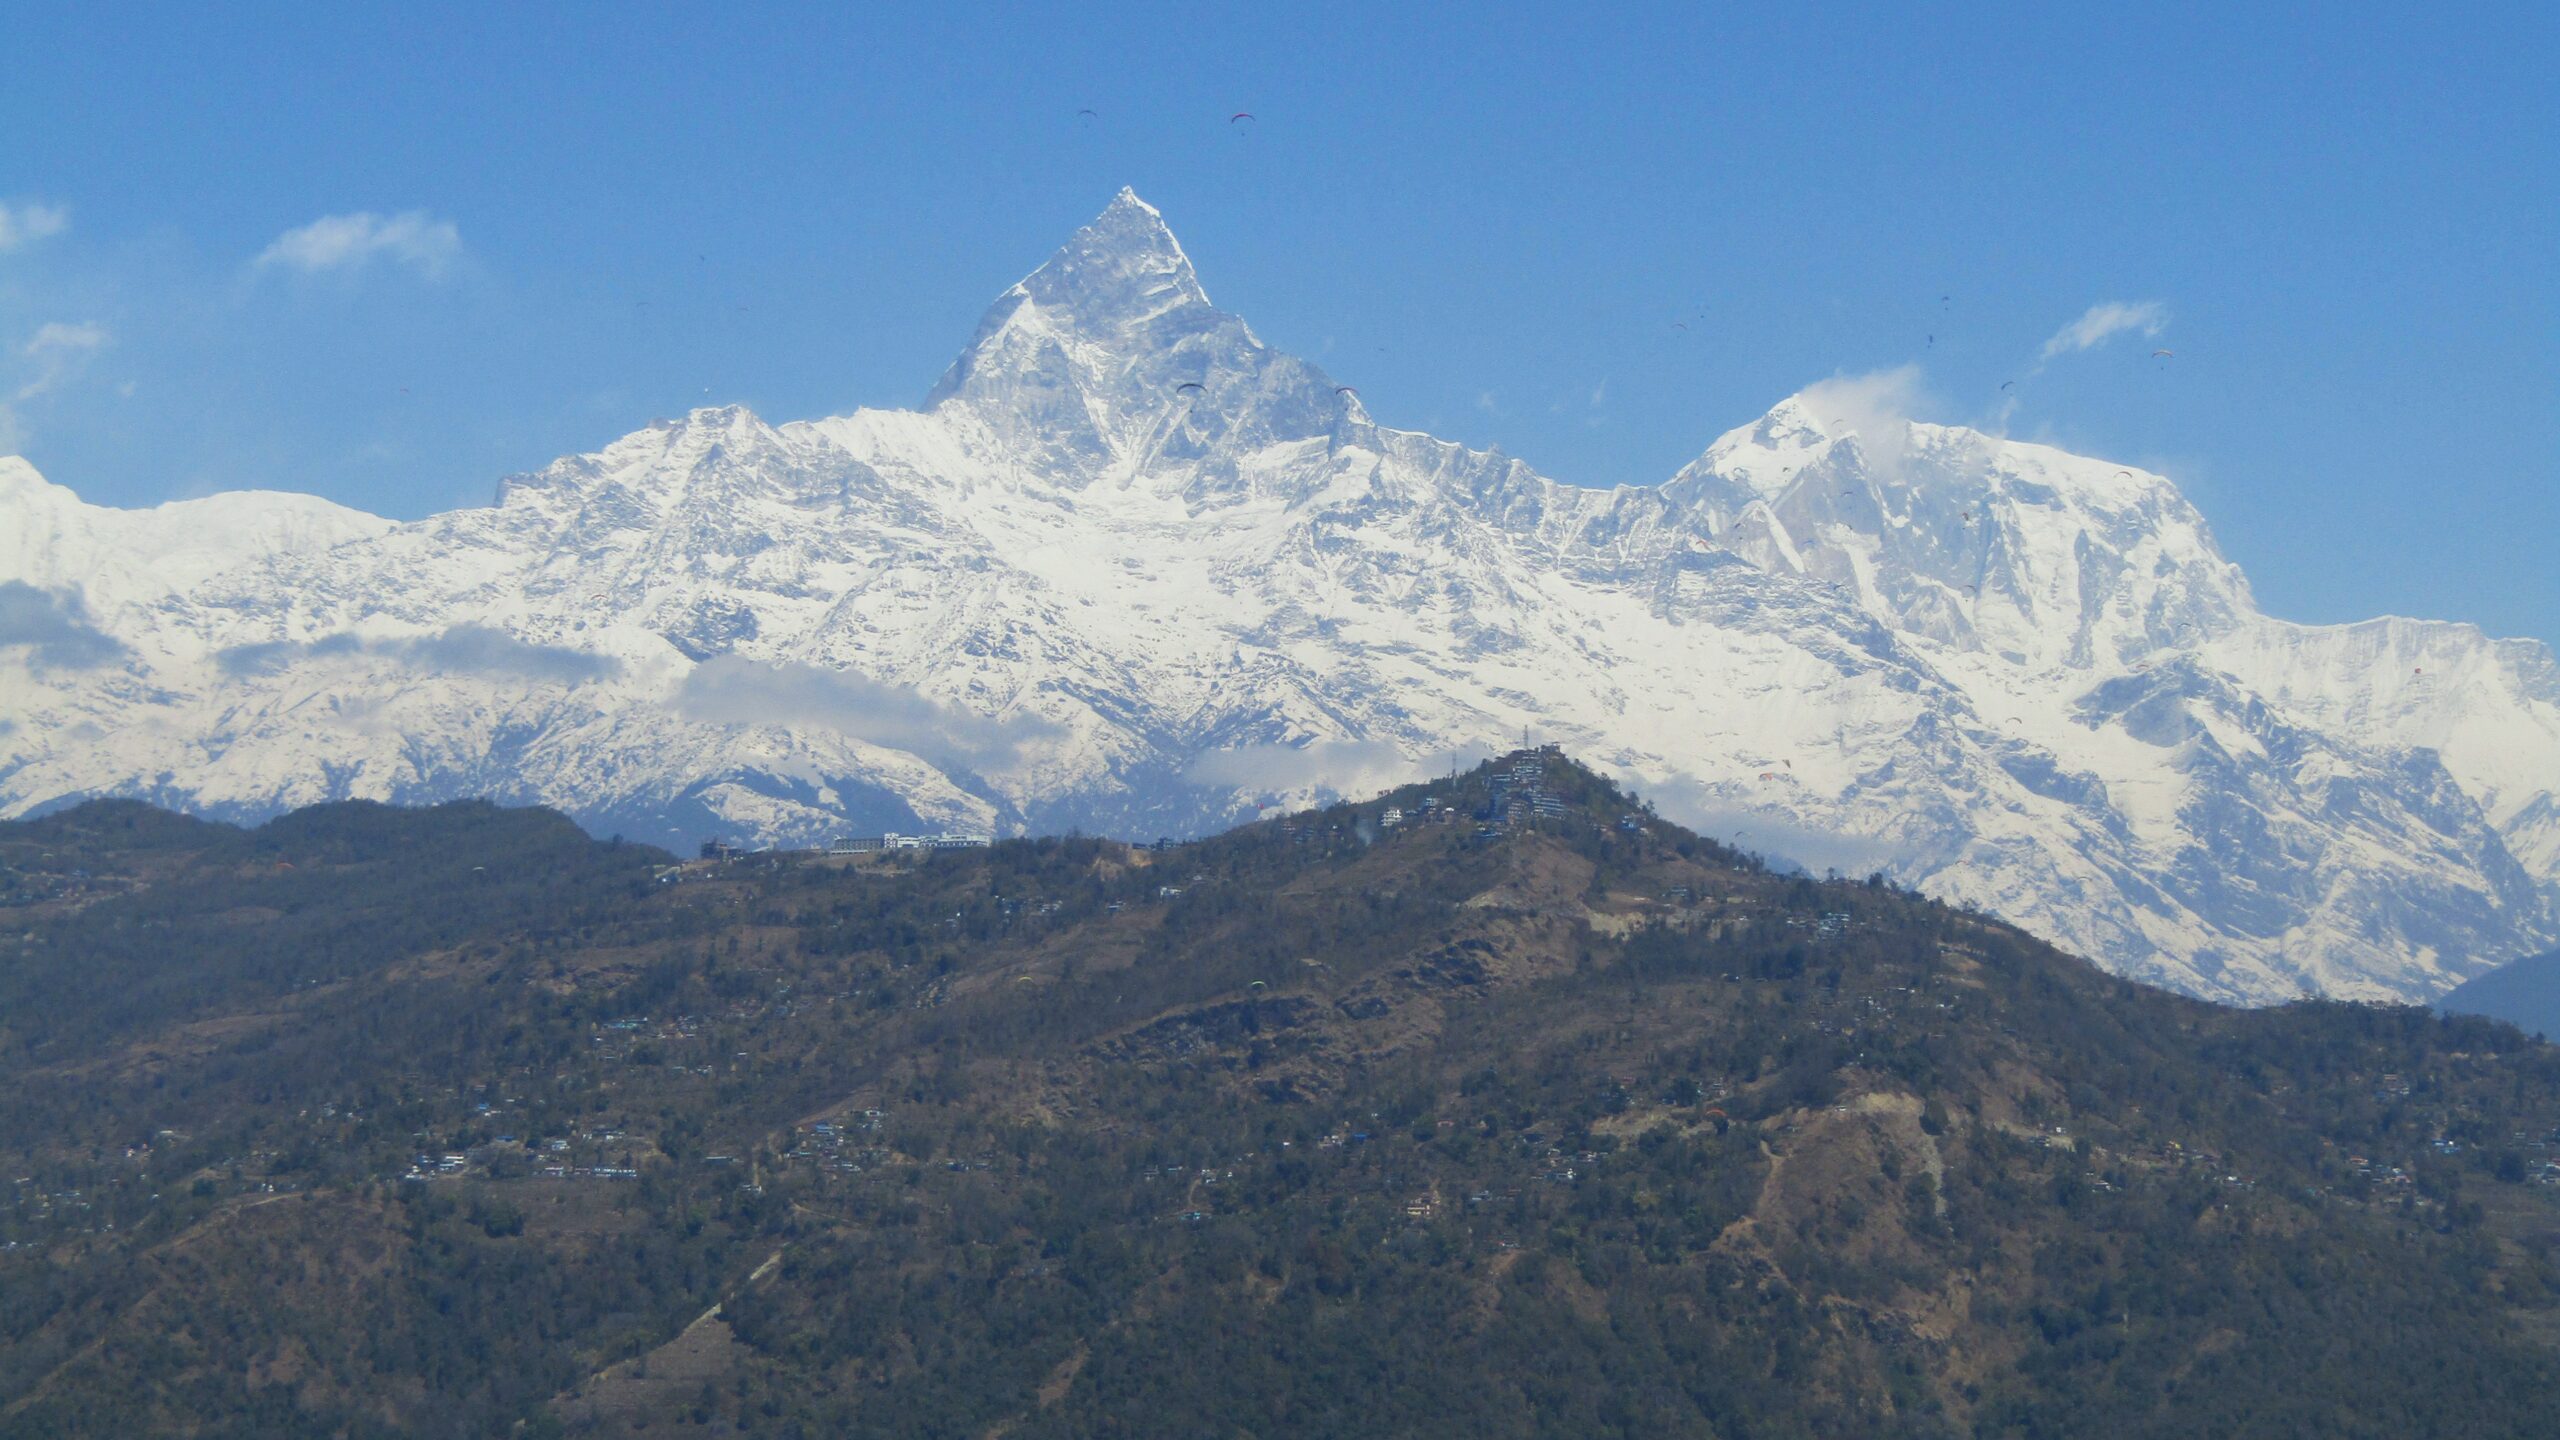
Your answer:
(3, 3), (2552, 644)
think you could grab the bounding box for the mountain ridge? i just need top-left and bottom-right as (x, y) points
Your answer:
(9, 769), (2560, 1435)
(2, 190), (2554, 1005)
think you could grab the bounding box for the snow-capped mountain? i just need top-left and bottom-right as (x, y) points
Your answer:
(4, 189), (2554, 1005)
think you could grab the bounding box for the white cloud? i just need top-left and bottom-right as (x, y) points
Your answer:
(1633, 770), (1911, 878)
(0, 201), (69, 252)
(215, 624), (620, 684)
(16, 317), (108, 381)
(1184, 738), (1418, 798)
(256, 210), (461, 278)
(672, 657), (1061, 772)
(0, 582), (127, 670)
(2039, 300), (2167, 361)
(1796, 365), (1925, 476)
(5, 320), (110, 450)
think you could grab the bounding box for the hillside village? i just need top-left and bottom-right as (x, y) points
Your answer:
(7, 755), (2560, 1434)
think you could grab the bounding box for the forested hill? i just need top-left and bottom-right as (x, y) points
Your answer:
(7, 756), (2560, 1438)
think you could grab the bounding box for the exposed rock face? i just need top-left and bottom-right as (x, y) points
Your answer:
(4, 190), (2553, 1004)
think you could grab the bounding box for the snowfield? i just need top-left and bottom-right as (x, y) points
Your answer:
(4, 190), (2554, 1005)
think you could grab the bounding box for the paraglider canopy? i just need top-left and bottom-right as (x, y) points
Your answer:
(1334, 385), (1357, 396)
(1229, 112), (1255, 123)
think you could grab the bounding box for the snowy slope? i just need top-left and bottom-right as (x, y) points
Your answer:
(2, 190), (2552, 1005)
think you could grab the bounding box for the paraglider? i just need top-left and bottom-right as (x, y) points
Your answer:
(1999, 380), (2015, 391)
(2151, 349), (2174, 358)
(1334, 385), (1357, 397)
(1077, 107), (1098, 119)
(1176, 382), (1205, 398)
(1229, 112), (1256, 124)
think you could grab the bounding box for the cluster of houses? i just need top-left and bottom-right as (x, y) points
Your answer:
(694, 831), (995, 862)
(828, 832), (992, 855)
(783, 1111), (888, 1177)
(403, 1152), (471, 1181)
(1782, 910), (1861, 942)
(1485, 746), (1573, 827)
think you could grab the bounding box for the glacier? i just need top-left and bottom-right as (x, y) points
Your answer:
(3, 188), (2554, 1005)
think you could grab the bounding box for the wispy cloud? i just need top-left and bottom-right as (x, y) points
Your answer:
(0, 201), (69, 253)
(3, 321), (111, 448)
(1636, 771), (1909, 877)
(1796, 365), (1926, 477)
(215, 624), (619, 684)
(2039, 300), (2167, 361)
(672, 657), (1061, 772)
(0, 582), (128, 670)
(14, 321), (110, 402)
(256, 211), (461, 278)
(1184, 738), (1416, 797)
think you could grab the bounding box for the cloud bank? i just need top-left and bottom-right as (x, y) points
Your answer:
(0, 201), (69, 252)
(0, 582), (128, 669)
(1184, 738), (1418, 797)
(1633, 770), (1913, 878)
(257, 211), (462, 278)
(673, 657), (1062, 771)
(2039, 301), (2167, 360)
(215, 624), (619, 684)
